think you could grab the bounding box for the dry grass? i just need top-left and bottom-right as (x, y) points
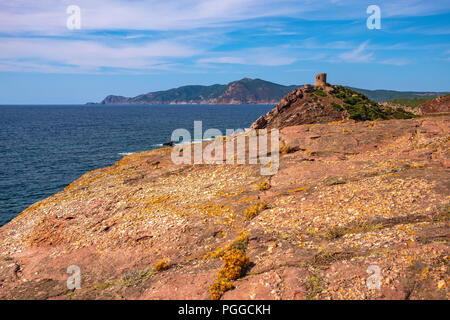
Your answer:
(121, 269), (154, 287)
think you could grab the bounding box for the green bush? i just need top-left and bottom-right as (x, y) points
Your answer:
(313, 89), (327, 97)
(331, 85), (415, 121)
(331, 102), (343, 111)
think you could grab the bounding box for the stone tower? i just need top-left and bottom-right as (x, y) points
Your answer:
(314, 73), (327, 87)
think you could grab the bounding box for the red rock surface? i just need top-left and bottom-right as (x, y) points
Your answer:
(0, 114), (448, 300)
(419, 95), (450, 115)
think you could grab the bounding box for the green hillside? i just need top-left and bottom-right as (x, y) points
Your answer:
(348, 87), (448, 102)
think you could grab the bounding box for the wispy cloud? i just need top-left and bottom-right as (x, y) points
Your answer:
(379, 58), (410, 66)
(0, 37), (199, 72)
(338, 41), (373, 63)
(1, 0), (449, 35)
(197, 47), (297, 67)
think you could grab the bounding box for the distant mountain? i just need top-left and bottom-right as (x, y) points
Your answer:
(91, 78), (448, 105)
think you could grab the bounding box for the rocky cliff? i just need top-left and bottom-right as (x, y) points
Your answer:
(1, 76), (449, 300)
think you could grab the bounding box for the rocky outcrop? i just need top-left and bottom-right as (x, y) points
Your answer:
(100, 95), (129, 104)
(251, 86), (346, 129)
(0, 113), (448, 300)
(251, 74), (415, 130)
(419, 95), (450, 114)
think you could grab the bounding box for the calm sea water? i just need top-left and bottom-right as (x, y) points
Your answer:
(0, 104), (273, 226)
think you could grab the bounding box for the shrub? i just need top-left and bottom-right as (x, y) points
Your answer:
(121, 269), (154, 287)
(244, 202), (268, 219)
(279, 144), (295, 155)
(331, 102), (343, 111)
(95, 281), (115, 290)
(154, 260), (170, 271)
(210, 278), (235, 300)
(330, 85), (415, 121)
(305, 271), (325, 300)
(203, 231), (249, 261)
(219, 249), (250, 281)
(210, 249), (250, 300)
(313, 89), (327, 97)
(257, 181), (271, 191)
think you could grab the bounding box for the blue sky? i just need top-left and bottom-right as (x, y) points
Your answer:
(0, 0), (449, 104)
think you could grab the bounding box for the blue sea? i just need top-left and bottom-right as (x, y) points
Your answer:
(0, 104), (273, 226)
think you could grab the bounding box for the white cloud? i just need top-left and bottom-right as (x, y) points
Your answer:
(379, 58), (410, 66)
(198, 57), (246, 64)
(333, 42), (413, 65)
(0, 0), (300, 34)
(1, 0), (448, 35)
(0, 37), (199, 72)
(338, 41), (373, 63)
(197, 47), (297, 67)
(0, 0), (445, 73)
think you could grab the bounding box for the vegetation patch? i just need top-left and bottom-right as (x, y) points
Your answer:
(433, 203), (450, 223)
(244, 202), (268, 220)
(313, 89), (327, 97)
(331, 85), (415, 121)
(121, 268), (154, 287)
(203, 231), (249, 260)
(210, 249), (250, 300)
(384, 106), (417, 119)
(288, 186), (311, 193)
(154, 260), (170, 272)
(305, 269), (325, 300)
(95, 281), (115, 291)
(312, 249), (356, 269)
(208, 231), (250, 300)
(331, 102), (343, 111)
(321, 213), (431, 241)
(279, 144), (297, 155)
(325, 177), (346, 186)
(256, 181), (271, 191)
(386, 97), (433, 109)
(322, 221), (382, 240)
